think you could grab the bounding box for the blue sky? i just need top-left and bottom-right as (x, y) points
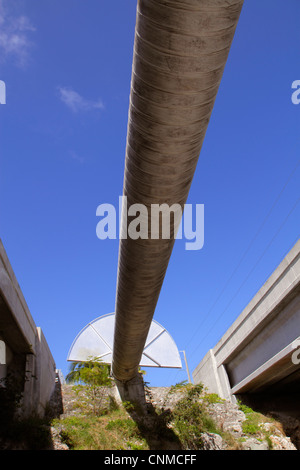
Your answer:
(0, 0), (299, 387)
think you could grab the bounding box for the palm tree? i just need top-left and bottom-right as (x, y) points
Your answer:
(66, 357), (112, 386)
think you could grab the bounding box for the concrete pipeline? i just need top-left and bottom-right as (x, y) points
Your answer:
(112, 0), (244, 383)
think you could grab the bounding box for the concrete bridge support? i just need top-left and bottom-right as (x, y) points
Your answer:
(114, 374), (148, 412)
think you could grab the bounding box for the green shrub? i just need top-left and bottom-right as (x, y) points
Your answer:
(203, 393), (225, 404)
(242, 422), (259, 435)
(171, 383), (220, 449)
(237, 400), (254, 415)
(66, 357), (113, 416)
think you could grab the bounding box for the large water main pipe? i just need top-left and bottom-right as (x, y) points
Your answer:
(112, 0), (244, 382)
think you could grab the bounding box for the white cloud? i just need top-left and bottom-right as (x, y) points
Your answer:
(0, 0), (35, 66)
(69, 150), (85, 164)
(58, 86), (104, 113)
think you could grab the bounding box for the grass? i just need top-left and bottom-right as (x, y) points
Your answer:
(53, 408), (148, 450)
(237, 400), (282, 448)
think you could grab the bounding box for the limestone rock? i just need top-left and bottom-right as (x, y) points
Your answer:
(200, 432), (225, 450)
(207, 400), (245, 437)
(269, 413), (300, 450)
(241, 437), (269, 451)
(49, 426), (69, 450)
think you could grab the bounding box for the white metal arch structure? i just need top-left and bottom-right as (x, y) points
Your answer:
(67, 313), (182, 369)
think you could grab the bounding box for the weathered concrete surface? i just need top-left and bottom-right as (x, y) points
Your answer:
(112, 0), (244, 383)
(193, 240), (300, 401)
(0, 239), (56, 417)
(114, 374), (148, 412)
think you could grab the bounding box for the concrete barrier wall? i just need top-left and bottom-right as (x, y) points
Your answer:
(0, 239), (57, 417)
(0, 241), (37, 354)
(32, 328), (56, 416)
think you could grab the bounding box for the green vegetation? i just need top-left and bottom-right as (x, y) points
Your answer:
(202, 392), (225, 404)
(52, 378), (245, 450)
(65, 357), (113, 416)
(51, 380), (284, 450)
(52, 379), (229, 450)
(0, 359), (286, 450)
(65, 357), (112, 386)
(237, 399), (280, 447)
(170, 383), (219, 449)
(53, 408), (148, 450)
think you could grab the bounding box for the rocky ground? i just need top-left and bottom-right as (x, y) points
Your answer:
(50, 384), (299, 451)
(148, 386), (297, 450)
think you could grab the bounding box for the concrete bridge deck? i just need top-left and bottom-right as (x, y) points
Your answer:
(193, 239), (300, 403)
